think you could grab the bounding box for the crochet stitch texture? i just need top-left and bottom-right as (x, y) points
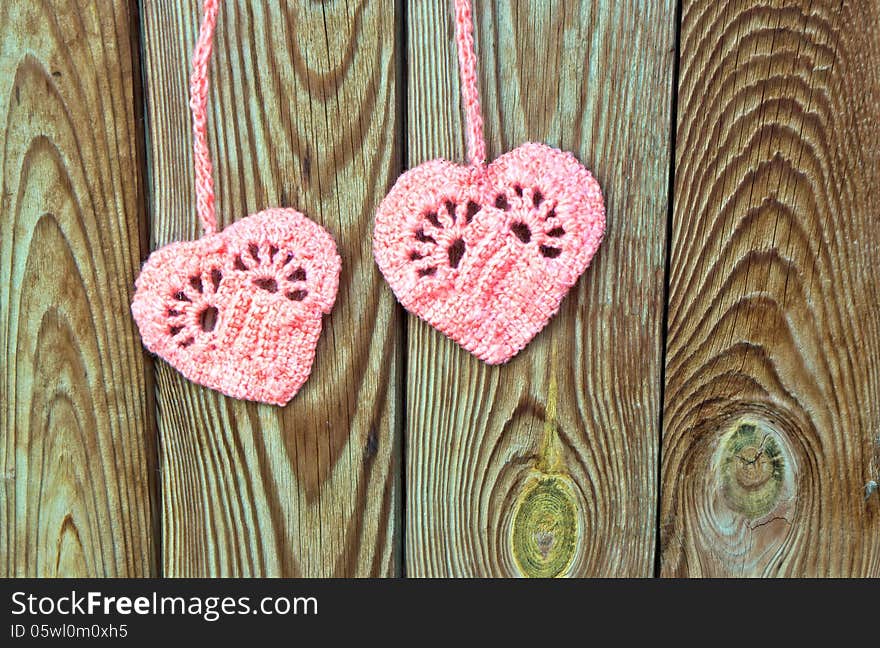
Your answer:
(372, 0), (605, 364)
(131, 0), (340, 405)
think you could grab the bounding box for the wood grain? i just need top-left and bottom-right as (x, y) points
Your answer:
(140, 0), (401, 576)
(405, 0), (676, 576)
(0, 0), (157, 576)
(660, 0), (880, 576)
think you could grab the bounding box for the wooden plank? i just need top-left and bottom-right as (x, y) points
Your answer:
(0, 0), (157, 576)
(140, 0), (401, 576)
(405, 0), (676, 576)
(661, 0), (880, 576)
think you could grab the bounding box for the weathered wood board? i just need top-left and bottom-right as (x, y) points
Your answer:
(660, 0), (880, 576)
(404, 0), (677, 576)
(0, 0), (157, 576)
(140, 0), (401, 576)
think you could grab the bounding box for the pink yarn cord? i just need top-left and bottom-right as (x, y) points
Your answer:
(190, 0), (219, 234)
(454, 0), (486, 167)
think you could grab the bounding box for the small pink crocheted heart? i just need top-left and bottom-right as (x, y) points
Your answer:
(132, 209), (340, 405)
(374, 142), (604, 364)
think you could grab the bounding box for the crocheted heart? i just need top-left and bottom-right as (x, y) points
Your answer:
(132, 209), (340, 405)
(374, 142), (605, 364)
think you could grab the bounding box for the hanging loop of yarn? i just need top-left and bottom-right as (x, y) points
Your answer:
(190, 0), (220, 234)
(454, 0), (486, 167)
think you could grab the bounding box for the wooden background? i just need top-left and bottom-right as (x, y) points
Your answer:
(1, 0), (877, 577)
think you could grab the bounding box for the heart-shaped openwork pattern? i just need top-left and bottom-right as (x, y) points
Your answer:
(131, 0), (340, 405)
(374, 143), (603, 364)
(373, 0), (605, 363)
(133, 210), (340, 405)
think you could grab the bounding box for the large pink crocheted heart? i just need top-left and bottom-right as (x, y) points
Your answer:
(374, 142), (604, 364)
(132, 209), (340, 405)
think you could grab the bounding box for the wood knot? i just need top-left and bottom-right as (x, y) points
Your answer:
(511, 476), (579, 578)
(734, 444), (774, 490)
(535, 530), (555, 558)
(718, 422), (787, 519)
